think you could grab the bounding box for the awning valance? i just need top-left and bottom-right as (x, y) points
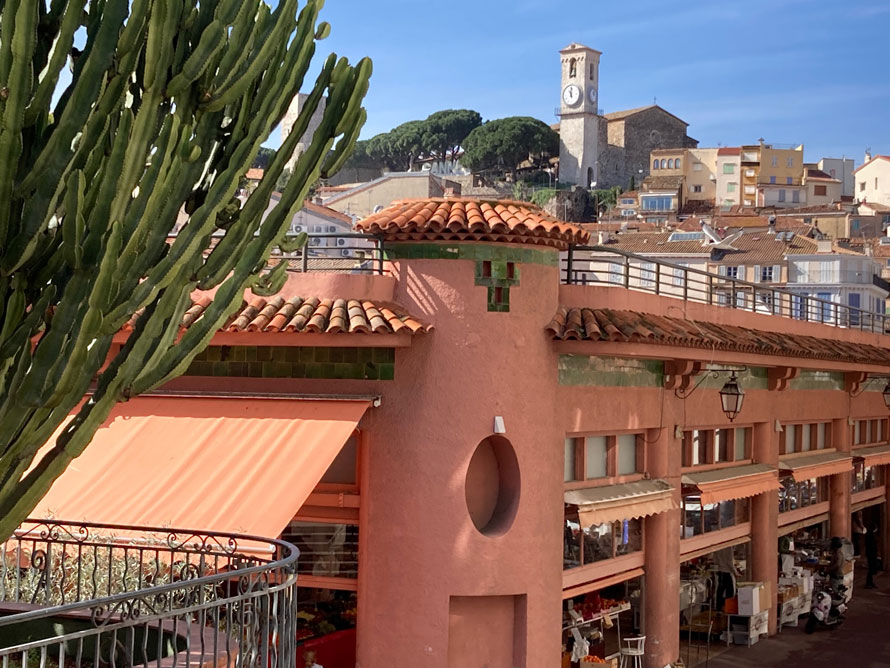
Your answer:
(779, 452), (854, 482)
(853, 445), (890, 467)
(565, 480), (677, 527)
(33, 396), (370, 539)
(682, 464), (780, 505)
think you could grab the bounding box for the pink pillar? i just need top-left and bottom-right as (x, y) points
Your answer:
(750, 421), (778, 635)
(829, 418), (851, 540)
(643, 418), (681, 668)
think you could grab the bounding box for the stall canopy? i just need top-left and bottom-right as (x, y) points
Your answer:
(852, 444), (890, 467)
(682, 464), (780, 505)
(32, 396), (371, 538)
(565, 480), (677, 527)
(779, 452), (854, 482)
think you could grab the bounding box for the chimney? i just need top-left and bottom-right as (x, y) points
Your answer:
(314, 196), (324, 205)
(817, 239), (832, 254)
(768, 215), (776, 235)
(865, 149), (872, 163)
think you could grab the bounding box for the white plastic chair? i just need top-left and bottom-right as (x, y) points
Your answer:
(619, 636), (646, 668)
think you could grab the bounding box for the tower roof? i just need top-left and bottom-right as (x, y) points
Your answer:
(560, 43), (602, 55)
(355, 198), (589, 249)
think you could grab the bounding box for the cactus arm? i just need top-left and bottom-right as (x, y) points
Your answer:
(165, 19), (226, 98)
(23, 0), (84, 127)
(0, 0), (38, 245)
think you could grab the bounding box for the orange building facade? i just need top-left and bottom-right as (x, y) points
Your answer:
(39, 199), (890, 668)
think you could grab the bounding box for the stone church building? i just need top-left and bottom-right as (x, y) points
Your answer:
(557, 43), (698, 190)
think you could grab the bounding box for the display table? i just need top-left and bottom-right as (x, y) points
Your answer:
(723, 611), (768, 647)
(299, 628), (356, 668)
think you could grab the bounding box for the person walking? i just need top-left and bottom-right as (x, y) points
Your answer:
(865, 523), (880, 589)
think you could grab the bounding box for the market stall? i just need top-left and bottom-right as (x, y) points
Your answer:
(562, 582), (639, 668)
(297, 589), (358, 668)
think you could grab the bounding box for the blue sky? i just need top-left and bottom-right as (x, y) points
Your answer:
(279, 0), (890, 165)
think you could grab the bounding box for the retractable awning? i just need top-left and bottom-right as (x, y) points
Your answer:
(682, 464), (780, 505)
(565, 480), (677, 527)
(852, 445), (890, 467)
(33, 396), (371, 539)
(779, 452), (854, 482)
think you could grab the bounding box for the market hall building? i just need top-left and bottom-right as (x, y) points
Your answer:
(34, 199), (890, 668)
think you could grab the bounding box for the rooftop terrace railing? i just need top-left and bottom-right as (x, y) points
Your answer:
(0, 519), (299, 668)
(272, 232), (386, 275)
(563, 246), (890, 335)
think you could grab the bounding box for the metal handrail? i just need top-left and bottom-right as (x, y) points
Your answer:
(562, 245), (890, 334)
(0, 519), (300, 667)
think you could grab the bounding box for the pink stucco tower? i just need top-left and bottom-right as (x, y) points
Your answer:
(354, 199), (589, 667)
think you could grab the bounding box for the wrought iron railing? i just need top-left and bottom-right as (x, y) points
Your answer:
(0, 519), (299, 668)
(275, 233), (386, 275)
(562, 246), (890, 334)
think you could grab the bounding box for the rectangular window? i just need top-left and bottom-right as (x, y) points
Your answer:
(608, 262), (622, 284)
(770, 176), (777, 185)
(816, 423), (827, 449)
(761, 265), (774, 282)
(815, 185), (827, 196)
(714, 429), (731, 462)
(641, 262), (656, 288)
(817, 292), (832, 322)
(787, 157), (794, 168)
(778, 189), (786, 202)
(860, 181), (866, 192)
(693, 163), (703, 171)
(585, 436), (608, 479)
(800, 423), (811, 451)
(723, 164), (735, 174)
(563, 516), (643, 570)
(784, 424), (796, 454)
(771, 157), (779, 167)
(727, 183), (737, 193)
(792, 190), (800, 203)
(564, 438), (577, 482)
(786, 176), (793, 185)
(617, 434), (638, 475)
(725, 265), (739, 279)
(734, 427), (748, 460)
(682, 496), (750, 537)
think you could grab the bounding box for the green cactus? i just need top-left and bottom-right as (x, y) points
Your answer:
(0, 0), (371, 539)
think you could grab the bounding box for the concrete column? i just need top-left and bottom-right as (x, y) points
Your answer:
(751, 421), (778, 635)
(829, 418), (852, 540)
(643, 420), (681, 668)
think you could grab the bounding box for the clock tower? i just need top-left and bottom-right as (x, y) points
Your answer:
(558, 43), (601, 188)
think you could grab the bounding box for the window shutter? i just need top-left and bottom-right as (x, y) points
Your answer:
(753, 265), (761, 283)
(773, 265), (782, 282)
(738, 265), (746, 281)
(717, 265), (727, 276)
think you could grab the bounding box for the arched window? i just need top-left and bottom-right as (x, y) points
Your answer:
(660, 159), (667, 169)
(569, 58), (577, 78)
(653, 159), (659, 170)
(676, 158), (681, 169)
(667, 159), (673, 169)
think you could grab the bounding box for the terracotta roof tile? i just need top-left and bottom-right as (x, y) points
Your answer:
(642, 175), (684, 191)
(600, 230), (817, 263)
(124, 294), (431, 337)
(718, 147), (741, 156)
(355, 198), (589, 249)
(546, 307), (890, 365)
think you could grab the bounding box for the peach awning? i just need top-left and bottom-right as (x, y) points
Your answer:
(682, 464), (780, 505)
(853, 445), (890, 467)
(32, 396), (370, 539)
(565, 480), (678, 528)
(779, 452), (854, 482)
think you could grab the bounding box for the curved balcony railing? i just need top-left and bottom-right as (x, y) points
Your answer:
(0, 519), (299, 668)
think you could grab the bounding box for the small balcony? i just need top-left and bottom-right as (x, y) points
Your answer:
(0, 519), (299, 668)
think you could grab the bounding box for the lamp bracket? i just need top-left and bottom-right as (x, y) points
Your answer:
(675, 366), (746, 400)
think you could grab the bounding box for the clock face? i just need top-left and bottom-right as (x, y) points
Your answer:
(588, 87), (597, 105)
(562, 84), (581, 107)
